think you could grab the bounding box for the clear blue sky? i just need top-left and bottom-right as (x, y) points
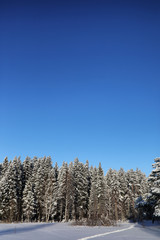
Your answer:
(0, 0), (160, 176)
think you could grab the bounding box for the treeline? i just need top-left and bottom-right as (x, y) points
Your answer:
(0, 156), (157, 224)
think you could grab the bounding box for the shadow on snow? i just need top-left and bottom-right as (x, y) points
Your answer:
(0, 223), (55, 236)
(135, 221), (160, 238)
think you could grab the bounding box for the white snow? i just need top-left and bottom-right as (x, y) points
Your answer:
(0, 221), (160, 240)
(77, 224), (134, 240)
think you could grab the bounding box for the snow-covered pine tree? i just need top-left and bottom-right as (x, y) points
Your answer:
(105, 168), (113, 220)
(34, 158), (45, 221)
(72, 158), (88, 220)
(84, 160), (91, 218)
(105, 169), (120, 221)
(34, 157), (47, 221)
(54, 162), (59, 182)
(66, 162), (74, 221)
(22, 178), (36, 222)
(22, 156), (33, 191)
(0, 169), (10, 222)
(44, 168), (57, 222)
(88, 167), (98, 224)
(125, 168), (145, 220)
(111, 170), (121, 221)
(97, 163), (106, 220)
(148, 157), (160, 218)
(4, 160), (18, 222)
(43, 156), (52, 179)
(118, 168), (128, 220)
(51, 162), (59, 221)
(57, 162), (68, 221)
(1, 157), (9, 177)
(64, 162), (74, 221)
(126, 169), (138, 219)
(14, 156), (23, 221)
(56, 161), (75, 221)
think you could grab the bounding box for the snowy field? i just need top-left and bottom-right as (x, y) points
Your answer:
(0, 221), (160, 240)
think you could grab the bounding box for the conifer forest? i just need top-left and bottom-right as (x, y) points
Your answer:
(0, 157), (159, 224)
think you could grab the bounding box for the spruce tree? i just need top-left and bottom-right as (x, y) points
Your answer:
(89, 167), (98, 224)
(118, 168), (128, 220)
(148, 157), (160, 218)
(97, 163), (106, 220)
(57, 162), (68, 221)
(22, 178), (36, 222)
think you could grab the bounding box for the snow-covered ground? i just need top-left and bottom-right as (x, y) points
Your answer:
(0, 221), (159, 240)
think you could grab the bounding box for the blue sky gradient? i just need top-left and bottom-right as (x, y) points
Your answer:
(0, 0), (160, 175)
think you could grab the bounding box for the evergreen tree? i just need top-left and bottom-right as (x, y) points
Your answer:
(34, 158), (46, 221)
(66, 162), (74, 220)
(57, 162), (68, 221)
(117, 168), (128, 220)
(4, 161), (18, 222)
(89, 167), (98, 224)
(105, 169), (120, 221)
(22, 178), (36, 222)
(51, 163), (59, 221)
(126, 169), (138, 219)
(1, 157), (9, 177)
(44, 168), (57, 222)
(148, 157), (160, 218)
(22, 156), (33, 190)
(97, 163), (106, 219)
(84, 160), (91, 218)
(105, 168), (114, 220)
(72, 158), (88, 220)
(0, 170), (10, 222)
